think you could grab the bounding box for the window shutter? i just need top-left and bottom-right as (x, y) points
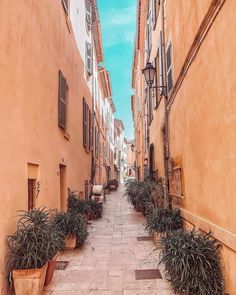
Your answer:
(85, 42), (93, 75)
(159, 31), (164, 88)
(152, 0), (157, 28)
(167, 43), (173, 92)
(85, 1), (92, 30)
(83, 98), (87, 148)
(58, 70), (67, 130)
(61, 0), (69, 15)
(89, 109), (92, 151)
(153, 57), (158, 109)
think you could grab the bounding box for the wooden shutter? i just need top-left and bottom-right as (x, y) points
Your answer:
(152, 0), (157, 28)
(83, 98), (87, 148)
(167, 43), (173, 92)
(61, 0), (69, 15)
(159, 31), (164, 88)
(85, 1), (92, 30)
(58, 70), (67, 130)
(85, 42), (92, 75)
(89, 109), (92, 151)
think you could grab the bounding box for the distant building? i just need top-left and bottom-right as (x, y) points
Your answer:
(114, 119), (126, 183)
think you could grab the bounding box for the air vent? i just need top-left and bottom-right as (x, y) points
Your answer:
(55, 261), (69, 270)
(135, 269), (162, 280)
(137, 236), (152, 241)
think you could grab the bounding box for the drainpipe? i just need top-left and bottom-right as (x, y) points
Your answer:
(161, 0), (172, 209)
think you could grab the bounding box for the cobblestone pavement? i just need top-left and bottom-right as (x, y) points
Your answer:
(43, 186), (173, 295)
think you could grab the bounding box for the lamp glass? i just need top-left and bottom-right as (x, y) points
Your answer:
(143, 62), (156, 86)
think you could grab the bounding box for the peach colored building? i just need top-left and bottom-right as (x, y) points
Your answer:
(132, 0), (236, 293)
(0, 0), (115, 293)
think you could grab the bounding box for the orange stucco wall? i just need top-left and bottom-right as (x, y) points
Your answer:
(132, 0), (236, 293)
(0, 1), (93, 293)
(167, 0), (236, 291)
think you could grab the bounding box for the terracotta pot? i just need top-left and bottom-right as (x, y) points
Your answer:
(44, 252), (59, 286)
(153, 231), (166, 248)
(64, 234), (76, 250)
(13, 263), (48, 295)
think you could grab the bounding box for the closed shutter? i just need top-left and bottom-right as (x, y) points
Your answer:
(152, 0), (157, 28)
(83, 98), (87, 148)
(58, 70), (68, 130)
(167, 43), (173, 92)
(89, 109), (92, 151)
(85, 42), (92, 75)
(85, 1), (92, 30)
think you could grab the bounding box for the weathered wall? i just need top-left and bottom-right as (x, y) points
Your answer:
(0, 0), (93, 293)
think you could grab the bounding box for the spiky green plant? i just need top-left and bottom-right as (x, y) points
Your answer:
(159, 229), (224, 295)
(145, 208), (183, 235)
(7, 208), (64, 270)
(53, 211), (88, 247)
(67, 191), (103, 219)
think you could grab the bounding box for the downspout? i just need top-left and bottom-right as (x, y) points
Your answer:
(161, 0), (172, 209)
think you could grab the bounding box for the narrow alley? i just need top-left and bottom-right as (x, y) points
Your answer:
(43, 186), (173, 295)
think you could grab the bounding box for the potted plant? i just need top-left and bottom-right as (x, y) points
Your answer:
(159, 229), (224, 295)
(7, 210), (52, 295)
(145, 208), (183, 244)
(53, 211), (88, 250)
(8, 208), (64, 288)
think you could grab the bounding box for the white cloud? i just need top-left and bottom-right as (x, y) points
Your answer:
(101, 5), (136, 47)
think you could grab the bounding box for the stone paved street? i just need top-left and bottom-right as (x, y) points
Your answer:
(43, 186), (173, 295)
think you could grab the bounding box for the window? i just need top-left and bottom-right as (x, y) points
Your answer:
(58, 70), (68, 130)
(167, 43), (173, 92)
(85, 1), (92, 31)
(83, 98), (92, 152)
(146, 13), (152, 61)
(153, 57), (159, 109)
(85, 42), (92, 75)
(61, 0), (69, 15)
(152, 0), (161, 29)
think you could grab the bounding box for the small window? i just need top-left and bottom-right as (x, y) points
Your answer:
(58, 70), (68, 130)
(85, 42), (93, 75)
(61, 0), (69, 15)
(85, 1), (92, 31)
(167, 43), (173, 92)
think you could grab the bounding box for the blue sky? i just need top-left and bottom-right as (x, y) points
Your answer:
(97, 0), (137, 139)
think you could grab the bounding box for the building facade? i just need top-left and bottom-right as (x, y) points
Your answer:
(132, 0), (236, 293)
(0, 0), (117, 293)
